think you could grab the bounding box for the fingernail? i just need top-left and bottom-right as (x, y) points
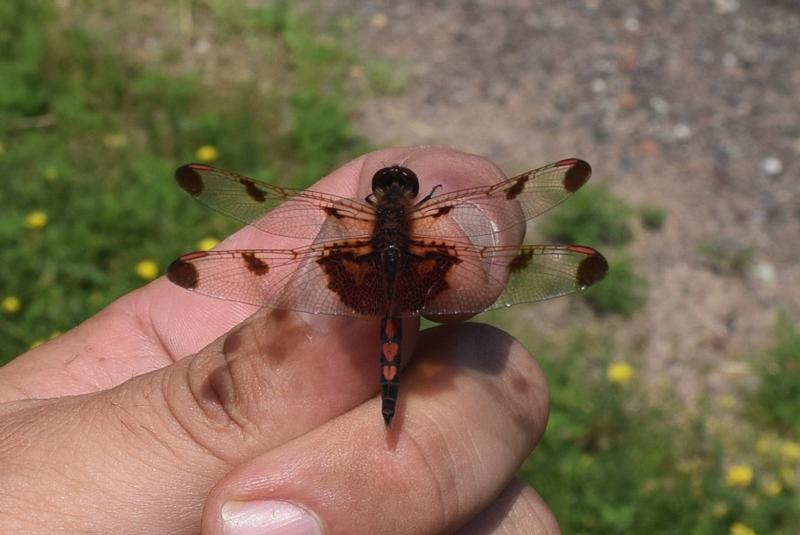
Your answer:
(222, 500), (323, 535)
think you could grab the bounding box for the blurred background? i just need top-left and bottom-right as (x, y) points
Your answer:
(1, 0), (798, 532)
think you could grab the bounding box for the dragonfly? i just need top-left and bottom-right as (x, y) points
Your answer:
(167, 157), (608, 426)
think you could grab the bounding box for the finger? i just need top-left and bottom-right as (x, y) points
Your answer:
(0, 147), (505, 401)
(0, 308), (414, 532)
(202, 323), (549, 535)
(458, 479), (560, 535)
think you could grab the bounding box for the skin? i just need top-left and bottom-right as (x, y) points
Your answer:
(0, 147), (559, 534)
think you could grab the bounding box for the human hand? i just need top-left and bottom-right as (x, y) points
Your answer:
(0, 147), (558, 534)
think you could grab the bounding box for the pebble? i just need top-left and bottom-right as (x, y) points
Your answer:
(370, 13), (388, 29)
(722, 52), (738, 69)
(673, 124), (692, 140)
(650, 96), (671, 115)
(753, 262), (776, 284)
(623, 17), (640, 32)
(761, 156), (783, 176)
(714, 0), (740, 14)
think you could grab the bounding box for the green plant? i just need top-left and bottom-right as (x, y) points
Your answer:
(748, 314), (800, 437)
(0, 1), (369, 363)
(538, 184), (646, 317)
(518, 329), (800, 534)
(540, 184), (634, 247)
(365, 60), (409, 95)
(583, 253), (648, 317)
(697, 238), (754, 275)
(640, 204), (667, 230)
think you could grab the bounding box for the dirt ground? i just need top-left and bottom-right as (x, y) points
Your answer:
(324, 0), (800, 400)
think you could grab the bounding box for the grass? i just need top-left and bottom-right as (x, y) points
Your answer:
(0, 0), (369, 362)
(698, 237), (755, 276)
(747, 314), (800, 438)
(520, 322), (800, 535)
(540, 184), (634, 248)
(583, 253), (648, 317)
(640, 204), (667, 230)
(539, 184), (648, 317)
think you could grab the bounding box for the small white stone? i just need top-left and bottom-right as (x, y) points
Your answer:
(714, 0), (740, 14)
(591, 78), (607, 93)
(761, 156), (783, 175)
(673, 123), (692, 140)
(370, 13), (388, 29)
(753, 262), (776, 284)
(722, 52), (738, 69)
(195, 39), (210, 55)
(623, 17), (640, 32)
(650, 96), (671, 115)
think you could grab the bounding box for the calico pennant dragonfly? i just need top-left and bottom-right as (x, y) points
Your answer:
(167, 157), (608, 426)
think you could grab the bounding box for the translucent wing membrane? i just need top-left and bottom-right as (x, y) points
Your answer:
(167, 243), (608, 318)
(412, 158), (591, 239)
(169, 158), (606, 318)
(419, 243), (607, 316)
(167, 244), (383, 316)
(175, 164), (375, 240)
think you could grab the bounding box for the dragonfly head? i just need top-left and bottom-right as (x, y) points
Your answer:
(372, 165), (420, 198)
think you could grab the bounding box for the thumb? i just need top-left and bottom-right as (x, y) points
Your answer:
(0, 308), (405, 533)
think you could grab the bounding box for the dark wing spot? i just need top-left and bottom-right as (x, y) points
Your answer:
(323, 206), (343, 219)
(505, 173), (530, 200)
(167, 257), (200, 289)
(175, 165), (204, 196)
(242, 252), (269, 275)
(574, 250), (609, 288)
(240, 179), (266, 203)
(432, 205), (453, 218)
(508, 249), (534, 273)
(559, 159), (592, 193)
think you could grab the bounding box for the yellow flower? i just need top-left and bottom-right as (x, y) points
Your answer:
(730, 522), (757, 535)
(24, 210), (48, 229)
(607, 361), (634, 384)
(103, 132), (128, 149)
(43, 166), (59, 181)
(725, 465), (753, 487)
(761, 478), (782, 497)
(755, 436), (773, 455)
(781, 441), (800, 463)
(710, 501), (728, 518)
(135, 259), (159, 280)
(29, 339), (44, 349)
(195, 144), (219, 163)
(717, 394), (735, 409)
(1, 296), (21, 314)
(197, 236), (219, 251)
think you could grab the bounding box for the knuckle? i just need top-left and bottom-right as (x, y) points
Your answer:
(168, 323), (273, 458)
